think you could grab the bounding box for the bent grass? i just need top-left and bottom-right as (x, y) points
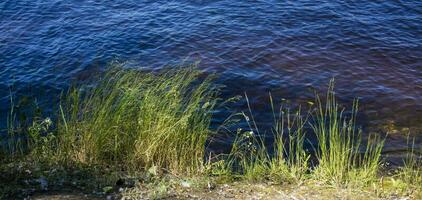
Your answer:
(311, 80), (384, 187)
(4, 64), (218, 175)
(2, 66), (420, 198)
(226, 79), (385, 188)
(225, 93), (310, 183)
(58, 64), (218, 174)
(387, 137), (422, 197)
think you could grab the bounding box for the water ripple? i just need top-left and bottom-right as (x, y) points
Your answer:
(0, 0), (421, 144)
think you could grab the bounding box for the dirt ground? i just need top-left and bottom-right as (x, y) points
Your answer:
(31, 182), (414, 200)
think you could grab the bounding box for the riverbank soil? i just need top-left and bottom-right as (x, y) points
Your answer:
(1, 161), (419, 200)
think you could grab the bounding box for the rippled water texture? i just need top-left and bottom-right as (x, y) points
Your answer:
(1, 1), (421, 148)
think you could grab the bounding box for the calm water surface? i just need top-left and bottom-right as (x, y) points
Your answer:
(1, 0), (421, 152)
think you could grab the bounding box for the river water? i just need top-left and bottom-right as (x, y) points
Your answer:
(1, 0), (421, 155)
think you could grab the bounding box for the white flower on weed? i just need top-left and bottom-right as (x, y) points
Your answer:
(43, 117), (52, 126)
(244, 130), (254, 138)
(244, 115), (250, 121)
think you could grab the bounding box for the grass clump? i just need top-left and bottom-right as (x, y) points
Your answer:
(57, 64), (217, 174)
(225, 93), (310, 183)
(2, 65), (420, 199)
(387, 138), (422, 197)
(3, 64), (217, 175)
(311, 80), (384, 187)
(3, 93), (57, 162)
(398, 138), (421, 187)
(224, 79), (386, 188)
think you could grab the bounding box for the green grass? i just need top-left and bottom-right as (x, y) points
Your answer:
(3, 63), (218, 175)
(1, 65), (420, 199)
(399, 138), (421, 186)
(387, 137), (422, 197)
(311, 79), (384, 187)
(60, 64), (218, 174)
(224, 79), (386, 188)
(224, 93), (310, 183)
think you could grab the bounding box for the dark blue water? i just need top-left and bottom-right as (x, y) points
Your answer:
(1, 0), (421, 151)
